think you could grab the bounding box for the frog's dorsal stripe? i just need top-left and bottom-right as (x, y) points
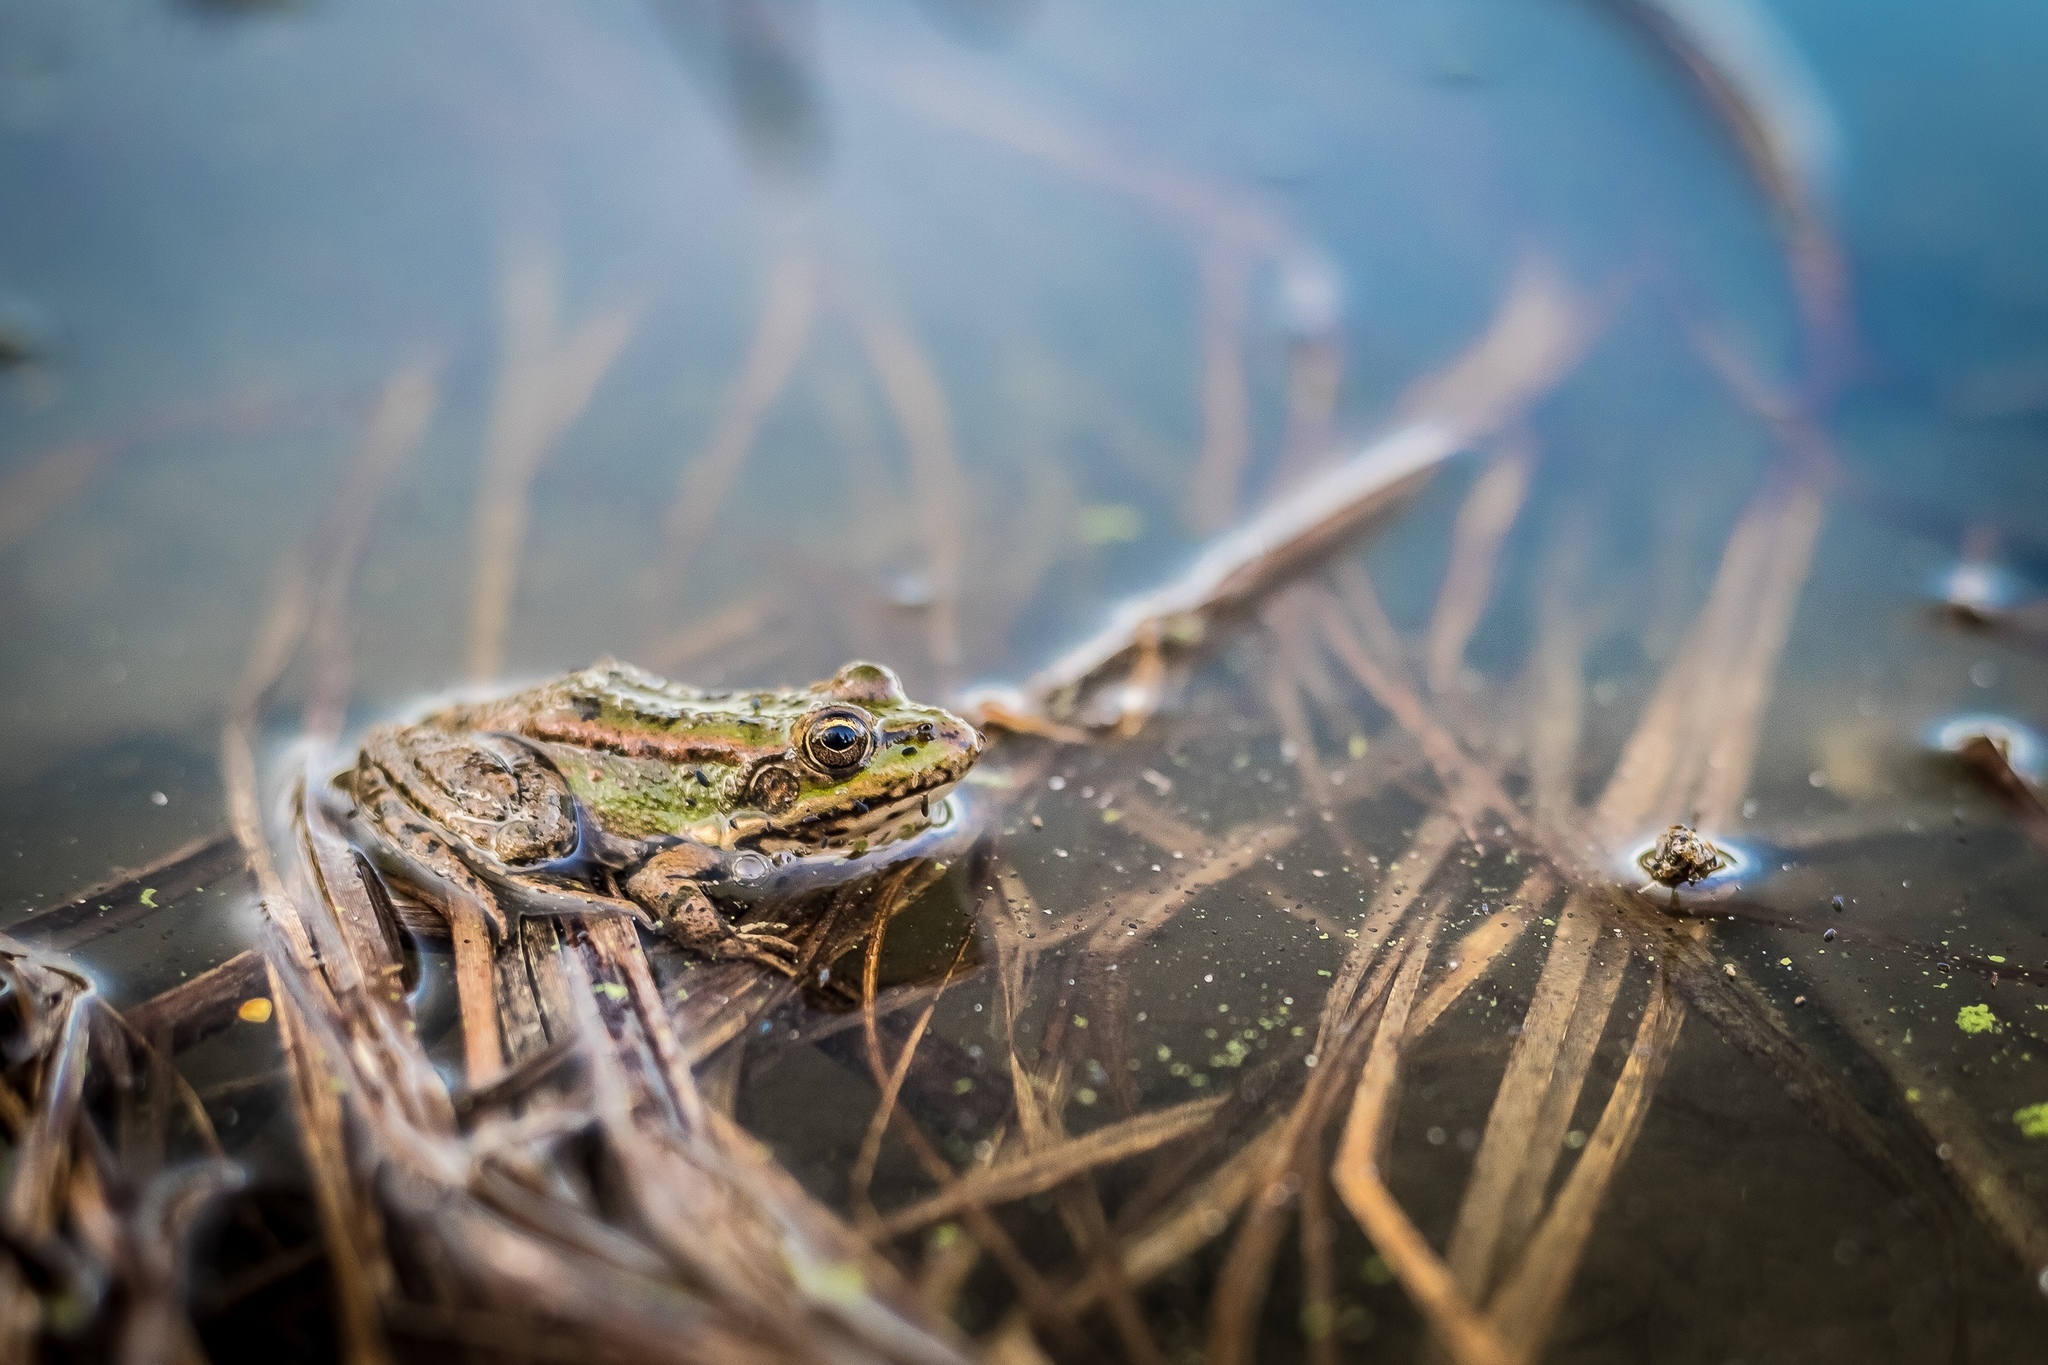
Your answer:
(523, 715), (785, 766)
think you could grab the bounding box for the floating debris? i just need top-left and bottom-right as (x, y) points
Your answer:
(1927, 713), (2046, 785)
(1639, 823), (1728, 886)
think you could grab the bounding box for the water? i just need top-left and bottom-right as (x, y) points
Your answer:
(4, 0), (2048, 1360)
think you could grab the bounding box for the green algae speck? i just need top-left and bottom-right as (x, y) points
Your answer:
(1956, 1003), (1998, 1035)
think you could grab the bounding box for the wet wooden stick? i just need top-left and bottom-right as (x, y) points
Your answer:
(447, 896), (506, 1085)
(975, 257), (1599, 729)
(122, 949), (266, 1054)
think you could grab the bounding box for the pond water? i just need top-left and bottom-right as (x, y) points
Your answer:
(4, 1), (2048, 1361)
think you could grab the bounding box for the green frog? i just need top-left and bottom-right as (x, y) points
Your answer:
(345, 659), (983, 971)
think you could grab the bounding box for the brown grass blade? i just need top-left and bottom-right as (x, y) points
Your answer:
(1313, 590), (1528, 841)
(879, 1097), (1224, 1237)
(1188, 240), (1255, 532)
(979, 258), (1600, 729)
(853, 937), (974, 1212)
(1484, 969), (1685, 1355)
(1439, 896), (1621, 1305)
(662, 250), (817, 587)
(1426, 438), (1534, 694)
(467, 248), (638, 681)
(1330, 1066), (1513, 1365)
(847, 282), (970, 675)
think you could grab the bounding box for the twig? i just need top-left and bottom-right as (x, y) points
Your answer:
(122, 949), (266, 1054)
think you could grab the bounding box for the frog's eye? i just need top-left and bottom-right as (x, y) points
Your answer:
(800, 706), (875, 774)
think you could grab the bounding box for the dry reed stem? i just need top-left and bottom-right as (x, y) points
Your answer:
(1188, 239), (1255, 532)
(846, 283), (969, 674)
(1691, 483), (1826, 829)
(1399, 469), (1822, 1361)
(1406, 871), (1552, 1042)
(1426, 438), (1534, 694)
(1057, 1119), (1295, 1322)
(1316, 810), (1462, 1056)
(1205, 905), (1434, 1365)
(467, 248), (638, 680)
(1081, 820), (1297, 955)
(879, 1097), (1225, 1237)
(1339, 905), (1445, 1172)
(304, 362), (440, 740)
(1439, 896), (1618, 1307)
(447, 896), (506, 1084)
(985, 258), (1599, 728)
(884, 60), (1297, 253)
(1620, 0), (1853, 391)
(853, 937), (974, 1213)
(1313, 590), (1527, 840)
(662, 250), (817, 588)
(1588, 480), (1821, 844)
(1330, 1033), (1514, 1365)
(268, 974), (395, 1365)
(1484, 970), (1686, 1356)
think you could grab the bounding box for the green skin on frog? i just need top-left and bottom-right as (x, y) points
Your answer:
(346, 659), (983, 972)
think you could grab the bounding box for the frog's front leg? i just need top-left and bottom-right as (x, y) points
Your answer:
(625, 845), (799, 974)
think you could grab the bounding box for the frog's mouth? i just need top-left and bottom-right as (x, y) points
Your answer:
(757, 777), (966, 853)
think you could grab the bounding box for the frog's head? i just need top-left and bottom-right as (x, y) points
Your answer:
(738, 662), (983, 851)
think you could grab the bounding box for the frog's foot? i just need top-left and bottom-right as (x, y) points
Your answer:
(625, 854), (799, 973)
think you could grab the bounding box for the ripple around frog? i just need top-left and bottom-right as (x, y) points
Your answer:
(1618, 829), (1761, 902)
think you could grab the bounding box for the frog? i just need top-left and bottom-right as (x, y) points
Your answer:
(342, 658), (984, 972)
